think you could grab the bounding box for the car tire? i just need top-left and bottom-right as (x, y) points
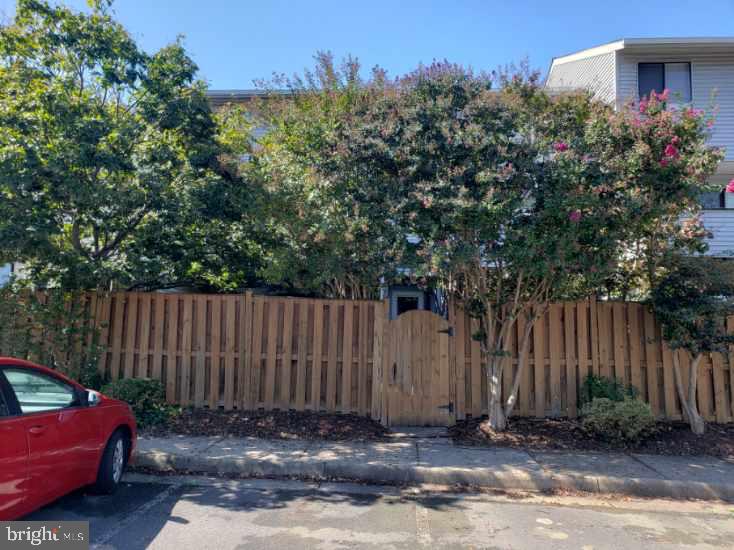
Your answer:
(92, 430), (129, 495)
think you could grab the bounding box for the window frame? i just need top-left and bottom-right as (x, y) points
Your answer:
(0, 372), (14, 418)
(637, 62), (692, 102)
(389, 289), (426, 320)
(0, 366), (84, 417)
(700, 190), (726, 210)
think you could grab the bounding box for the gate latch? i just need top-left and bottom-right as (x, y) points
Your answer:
(437, 402), (454, 414)
(437, 327), (454, 336)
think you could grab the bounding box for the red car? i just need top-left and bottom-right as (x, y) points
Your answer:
(0, 357), (136, 520)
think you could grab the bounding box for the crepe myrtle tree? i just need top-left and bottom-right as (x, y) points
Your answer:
(326, 64), (722, 431)
(321, 65), (619, 430)
(584, 90), (723, 298)
(0, 0), (233, 290)
(249, 52), (405, 299)
(651, 257), (734, 434)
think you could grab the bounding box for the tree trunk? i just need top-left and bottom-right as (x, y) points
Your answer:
(504, 318), (535, 420)
(484, 356), (506, 431)
(672, 351), (705, 435)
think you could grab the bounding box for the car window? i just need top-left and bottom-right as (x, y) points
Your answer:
(3, 368), (76, 414)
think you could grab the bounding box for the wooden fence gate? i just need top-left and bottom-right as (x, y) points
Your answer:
(380, 310), (453, 426)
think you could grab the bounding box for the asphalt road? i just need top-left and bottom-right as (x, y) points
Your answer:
(27, 474), (734, 549)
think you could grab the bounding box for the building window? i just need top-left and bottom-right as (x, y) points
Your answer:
(396, 295), (420, 316)
(700, 190), (734, 210)
(389, 288), (426, 319)
(638, 62), (691, 102)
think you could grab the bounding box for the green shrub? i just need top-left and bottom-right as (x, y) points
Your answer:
(579, 374), (637, 407)
(581, 397), (656, 444)
(101, 378), (177, 429)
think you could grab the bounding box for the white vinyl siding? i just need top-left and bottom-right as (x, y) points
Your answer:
(617, 51), (734, 160)
(545, 52), (616, 104)
(701, 209), (734, 257)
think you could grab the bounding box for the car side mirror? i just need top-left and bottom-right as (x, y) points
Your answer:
(87, 390), (102, 407)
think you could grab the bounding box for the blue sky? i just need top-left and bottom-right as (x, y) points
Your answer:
(1, 0), (733, 89)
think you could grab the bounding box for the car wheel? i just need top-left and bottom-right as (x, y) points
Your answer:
(92, 430), (129, 494)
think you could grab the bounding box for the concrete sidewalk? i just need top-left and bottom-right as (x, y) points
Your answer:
(134, 431), (734, 502)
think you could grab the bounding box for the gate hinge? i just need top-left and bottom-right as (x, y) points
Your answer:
(437, 402), (454, 413)
(437, 327), (454, 336)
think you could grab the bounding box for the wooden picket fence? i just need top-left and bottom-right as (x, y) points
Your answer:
(449, 300), (734, 423)
(2, 291), (733, 424)
(93, 292), (378, 414)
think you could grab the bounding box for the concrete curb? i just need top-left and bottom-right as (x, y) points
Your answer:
(133, 449), (734, 502)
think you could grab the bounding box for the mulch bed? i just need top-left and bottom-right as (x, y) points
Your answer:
(449, 417), (734, 459)
(143, 408), (390, 442)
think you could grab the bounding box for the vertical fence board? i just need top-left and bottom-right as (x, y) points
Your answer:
(612, 302), (626, 383)
(194, 297), (207, 407)
(533, 312), (546, 417)
(224, 297), (236, 410)
(597, 303), (611, 379)
(165, 296), (180, 404)
(643, 308), (660, 416)
(109, 294), (126, 381)
(325, 303), (339, 411)
(516, 314), (530, 417)
(341, 303), (354, 413)
(295, 300), (308, 410)
(311, 302), (324, 410)
(470, 318), (482, 417)
(711, 351), (728, 423)
(239, 292), (253, 409)
(179, 295), (193, 406)
(138, 294), (152, 379)
(359, 303), (370, 415)
(371, 301), (387, 421)
(589, 297), (600, 376)
(123, 294), (138, 380)
(564, 303), (577, 418)
(549, 305), (562, 416)
(96, 294), (112, 375)
(660, 339), (677, 420)
(454, 304), (466, 420)
(576, 301), (589, 401)
(698, 355), (713, 421)
(250, 297), (264, 408)
(281, 300), (295, 409)
(263, 300), (279, 409)
(209, 296), (222, 409)
(628, 304), (643, 392)
(151, 296), (165, 381)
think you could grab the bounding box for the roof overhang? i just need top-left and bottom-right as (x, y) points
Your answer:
(551, 37), (734, 67)
(206, 89), (290, 108)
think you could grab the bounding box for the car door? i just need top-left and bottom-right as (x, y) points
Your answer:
(1, 367), (96, 506)
(0, 374), (29, 520)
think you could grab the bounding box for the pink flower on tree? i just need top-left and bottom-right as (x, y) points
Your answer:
(664, 144), (680, 158)
(638, 100), (648, 113)
(554, 141), (569, 152)
(659, 158), (669, 167)
(657, 89), (670, 101)
(726, 179), (734, 194)
(684, 107), (705, 119)
(568, 209), (582, 223)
